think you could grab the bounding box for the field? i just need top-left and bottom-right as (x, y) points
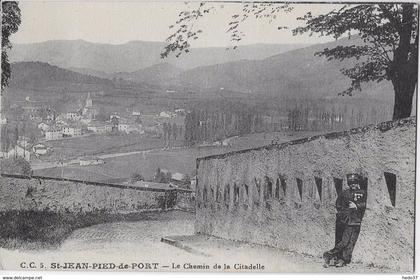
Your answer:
(39, 133), (184, 162)
(34, 130), (320, 182)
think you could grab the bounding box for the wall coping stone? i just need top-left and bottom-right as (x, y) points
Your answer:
(0, 173), (193, 193)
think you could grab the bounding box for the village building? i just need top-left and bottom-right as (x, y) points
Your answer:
(128, 180), (173, 190)
(32, 143), (48, 156)
(65, 112), (81, 121)
(45, 127), (63, 140)
(44, 109), (57, 122)
(80, 118), (92, 125)
(56, 119), (69, 127)
(110, 113), (121, 121)
(38, 122), (50, 132)
(159, 111), (175, 118)
(169, 172), (191, 188)
(79, 157), (105, 166)
(87, 122), (113, 134)
(117, 123), (129, 133)
(62, 126), (82, 137)
(174, 108), (186, 115)
(171, 172), (185, 182)
(118, 123), (144, 134)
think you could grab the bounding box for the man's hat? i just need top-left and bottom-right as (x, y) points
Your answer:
(347, 173), (361, 184)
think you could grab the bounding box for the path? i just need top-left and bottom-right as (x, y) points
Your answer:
(0, 210), (387, 272)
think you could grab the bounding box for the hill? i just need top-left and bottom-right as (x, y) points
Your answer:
(8, 61), (114, 92)
(9, 40), (308, 73)
(113, 62), (182, 85)
(171, 36), (394, 99)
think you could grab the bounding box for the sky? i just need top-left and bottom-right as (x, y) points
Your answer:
(10, 1), (342, 47)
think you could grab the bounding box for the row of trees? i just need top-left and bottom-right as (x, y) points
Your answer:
(184, 109), (255, 146)
(183, 99), (392, 146)
(1, 122), (38, 152)
(162, 122), (183, 148)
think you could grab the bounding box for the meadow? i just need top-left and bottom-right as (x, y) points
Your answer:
(40, 133), (183, 162)
(35, 130), (319, 183)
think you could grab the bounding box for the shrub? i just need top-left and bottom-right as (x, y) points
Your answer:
(1, 156), (32, 176)
(130, 172), (145, 183)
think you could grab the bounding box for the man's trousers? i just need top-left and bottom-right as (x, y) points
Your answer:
(324, 222), (361, 264)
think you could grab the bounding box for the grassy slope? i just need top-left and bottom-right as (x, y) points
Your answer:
(0, 210), (153, 250)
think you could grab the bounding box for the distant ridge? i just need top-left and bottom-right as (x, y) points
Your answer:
(169, 36), (394, 99)
(113, 62), (182, 84)
(7, 37), (395, 101)
(9, 40), (308, 73)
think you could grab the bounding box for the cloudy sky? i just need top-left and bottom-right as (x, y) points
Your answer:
(11, 1), (342, 47)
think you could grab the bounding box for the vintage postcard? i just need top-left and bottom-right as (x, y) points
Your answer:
(0, 0), (417, 274)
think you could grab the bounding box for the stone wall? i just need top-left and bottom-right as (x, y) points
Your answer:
(0, 175), (192, 213)
(195, 118), (416, 272)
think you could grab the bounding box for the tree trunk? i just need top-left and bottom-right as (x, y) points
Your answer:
(392, 75), (416, 120)
(390, 4), (417, 120)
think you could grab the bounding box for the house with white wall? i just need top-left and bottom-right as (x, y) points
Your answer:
(62, 126), (82, 137)
(45, 127), (63, 140)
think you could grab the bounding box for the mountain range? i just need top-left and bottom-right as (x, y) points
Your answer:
(170, 36), (394, 99)
(7, 37), (394, 100)
(9, 40), (307, 73)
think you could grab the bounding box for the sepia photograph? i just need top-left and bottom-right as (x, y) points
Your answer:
(0, 0), (417, 275)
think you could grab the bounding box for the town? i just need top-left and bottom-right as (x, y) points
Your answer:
(0, 90), (195, 188)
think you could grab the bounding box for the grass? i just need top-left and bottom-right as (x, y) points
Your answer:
(40, 133), (183, 161)
(34, 130), (320, 182)
(35, 148), (212, 182)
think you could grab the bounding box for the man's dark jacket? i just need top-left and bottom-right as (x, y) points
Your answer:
(336, 188), (367, 226)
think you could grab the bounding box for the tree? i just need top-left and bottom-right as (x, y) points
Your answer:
(294, 4), (418, 120)
(13, 124), (18, 146)
(153, 167), (171, 183)
(130, 172), (145, 183)
(110, 115), (119, 132)
(172, 123), (178, 141)
(161, 3), (418, 120)
(2, 1), (21, 90)
(28, 132), (37, 145)
(0, 156), (32, 176)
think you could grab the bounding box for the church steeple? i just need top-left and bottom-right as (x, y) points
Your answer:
(85, 92), (93, 108)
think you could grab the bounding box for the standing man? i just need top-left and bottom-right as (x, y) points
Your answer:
(323, 173), (367, 267)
